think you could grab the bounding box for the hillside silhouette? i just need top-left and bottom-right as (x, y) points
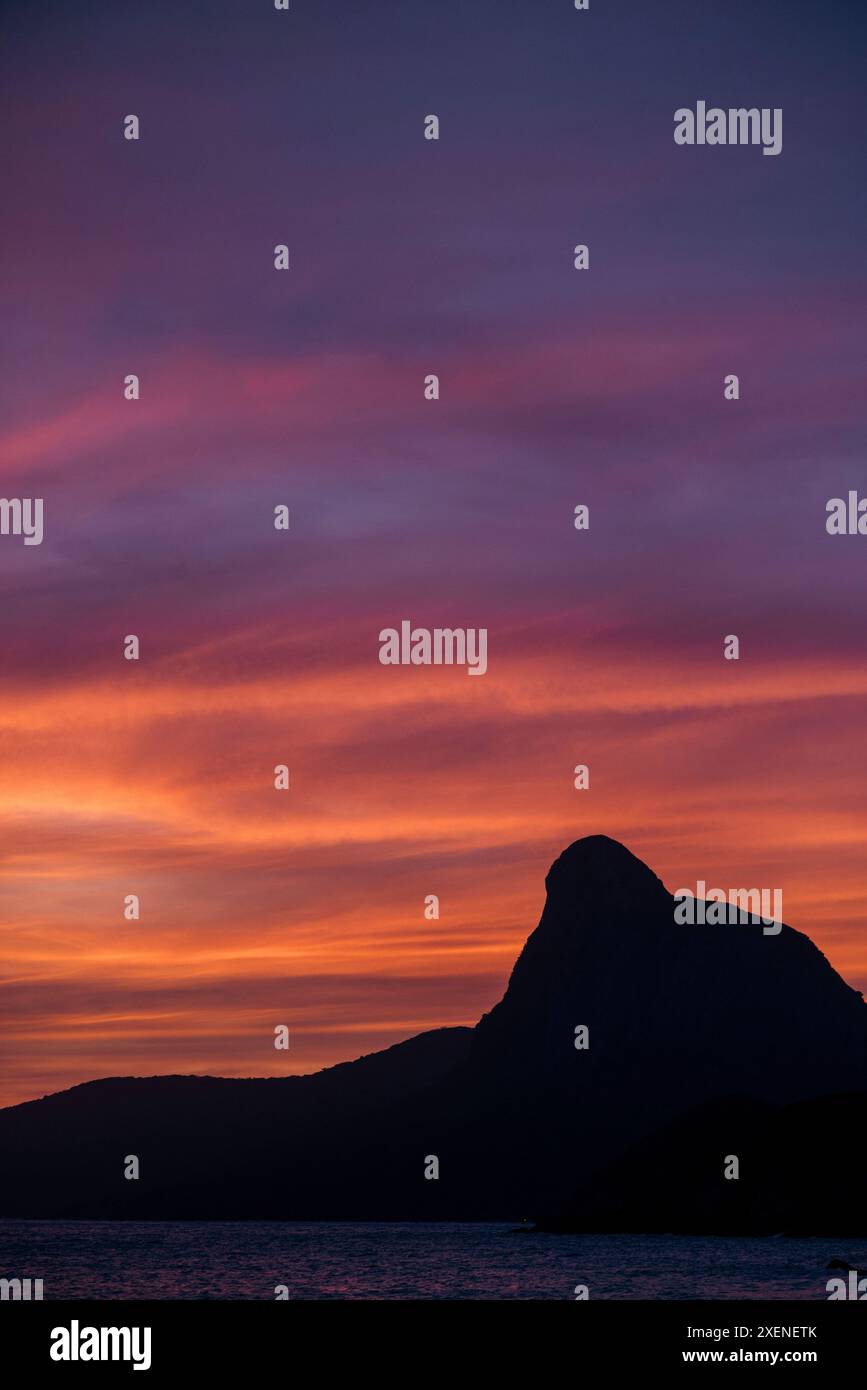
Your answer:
(2, 835), (865, 1230)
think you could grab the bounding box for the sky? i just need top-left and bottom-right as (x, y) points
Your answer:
(1, 0), (865, 1107)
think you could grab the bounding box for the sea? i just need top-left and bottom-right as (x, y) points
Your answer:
(2, 1222), (864, 1300)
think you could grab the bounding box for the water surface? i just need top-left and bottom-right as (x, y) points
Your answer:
(2, 1221), (862, 1300)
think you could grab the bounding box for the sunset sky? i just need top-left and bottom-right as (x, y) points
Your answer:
(1, 0), (865, 1107)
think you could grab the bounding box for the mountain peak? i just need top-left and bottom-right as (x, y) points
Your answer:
(545, 835), (669, 911)
(547, 833), (654, 872)
(473, 833), (867, 1118)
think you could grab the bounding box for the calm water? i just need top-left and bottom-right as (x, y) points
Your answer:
(1, 1222), (863, 1300)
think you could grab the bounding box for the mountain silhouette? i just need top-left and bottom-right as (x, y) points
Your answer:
(2, 835), (865, 1230)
